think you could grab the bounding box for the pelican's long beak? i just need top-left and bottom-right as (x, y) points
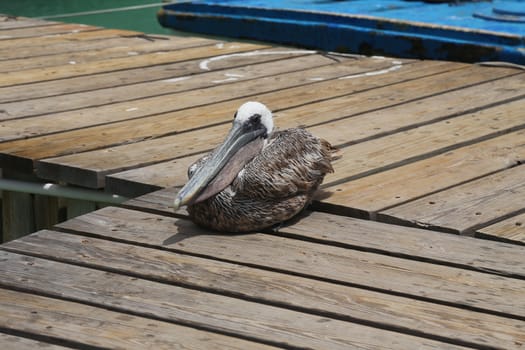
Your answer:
(173, 122), (266, 211)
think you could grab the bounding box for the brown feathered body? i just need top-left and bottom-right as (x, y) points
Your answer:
(187, 128), (335, 232)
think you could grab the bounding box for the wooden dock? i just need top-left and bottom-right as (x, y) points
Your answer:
(0, 15), (524, 349)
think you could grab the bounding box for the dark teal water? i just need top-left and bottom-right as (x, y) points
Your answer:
(0, 1), (174, 35)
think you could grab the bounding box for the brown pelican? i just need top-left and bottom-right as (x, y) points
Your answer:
(173, 101), (336, 232)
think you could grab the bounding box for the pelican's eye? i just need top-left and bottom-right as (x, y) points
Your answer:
(250, 113), (261, 125)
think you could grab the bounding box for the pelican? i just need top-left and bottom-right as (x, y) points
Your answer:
(173, 101), (336, 232)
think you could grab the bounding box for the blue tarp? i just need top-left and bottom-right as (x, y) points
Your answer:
(158, 0), (525, 63)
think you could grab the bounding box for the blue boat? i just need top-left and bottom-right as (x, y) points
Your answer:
(158, 0), (525, 64)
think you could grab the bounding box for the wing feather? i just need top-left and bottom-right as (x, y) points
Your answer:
(232, 128), (335, 199)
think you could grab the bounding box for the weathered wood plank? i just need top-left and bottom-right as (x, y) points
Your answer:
(0, 35), (217, 73)
(0, 16), (58, 30)
(106, 156), (198, 198)
(25, 61), (474, 187)
(52, 206), (525, 318)
(0, 251), (464, 350)
(0, 56), (395, 174)
(0, 41), (269, 87)
(0, 28), (141, 51)
(320, 129), (525, 218)
(0, 45), (298, 104)
(0, 55), (415, 131)
(477, 212), (525, 244)
(0, 333), (71, 350)
(47, 64), (522, 190)
(106, 71), (525, 197)
(0, 23), (100, 40)
(318, 97), (525, 187)
(123, 187), (179, 214)
(0, 33), (214, 62)
(4, 230), (524, 349)
(0, 23), (101, 40)
(122, 188), (525, 277)
(2, 191), (34, 242)
(0, 285), (278, 350)
(279, 210), (525, 277)
(1, 52), (335, 118)
(380, 165), (525, 235)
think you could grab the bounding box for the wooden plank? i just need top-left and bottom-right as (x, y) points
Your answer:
(122, 188), (525, 278)
(0, 23), (100, 40)
(319, 129), (525, 218)
(0, 251), (465, 350)
(3, 231), (524, 349)
(50, 63), (521, 190)
(0, 54), (413, 126)
(0, 58), (428, 172)
(0, 42), (269, 87)
(477, 212), (525, 244)
(0, 44), (294, 104)
(123, 186), (179, 214)
(318, 97), (525, 188)
(0, 33), (214, 62)
(0, 286), (278, 350)
(0, 333), (71, 350)
(0, 35), (217, 73)
(279, 210), (525, 277)
(380, 165), (525, 235)
(2, 191), (34, 242)
(52, 206), (525, 319)
(25, 61), (470, 187)
(0, 55), (384, 173)
(2, 52), (336, 118)
(106, 70), (525, 197)
(106, 156), (198, 198)
(0, 16), (58, 30)
(0, 28), (141, 51)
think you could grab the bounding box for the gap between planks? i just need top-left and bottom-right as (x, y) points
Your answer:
(1, 232), (523, 349)
(8, 60), (480, 186)
(0, 286), (279, 350)
(104, 70), (525, 197)
(0, 57), (436, 177)
(0, 251), (473, 350)
(43, 206), (525, 320)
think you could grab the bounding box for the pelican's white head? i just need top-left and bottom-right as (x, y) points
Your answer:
(233, 101), (273, 138)
(173, 101), (273, 210)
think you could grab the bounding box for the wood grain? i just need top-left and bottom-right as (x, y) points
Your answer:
(52, 206), (525, 318)
(477, 212), (525, 244)
(0, 23), (100, 40)
(320, 129), (525, 219)
(0, 16), (58, 30)
(0, 283), (278, 350)
(0, 56), (392, 173)
(0, 42), (268, 86)
(319, 97), (525, 187)
(0, 34), (216, 73)
(105, 70), (525, 196)
(0, 251), (464, 350)
(27, 61), (470, 187)
(278, 210), (525, 278)
(380, 165), (525, 235)
(0, 45), (295, 104)
(0, 28), (141, 50)
(0, 34), (208, 61)
(0, 333), (71, 350)
(1, 53), (334, 118)
(3, 231), (523, 349)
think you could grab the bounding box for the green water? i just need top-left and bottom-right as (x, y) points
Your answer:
(0, 0), (175, 35)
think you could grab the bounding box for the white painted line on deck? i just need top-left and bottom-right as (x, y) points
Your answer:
(199, 50), (317, 71)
